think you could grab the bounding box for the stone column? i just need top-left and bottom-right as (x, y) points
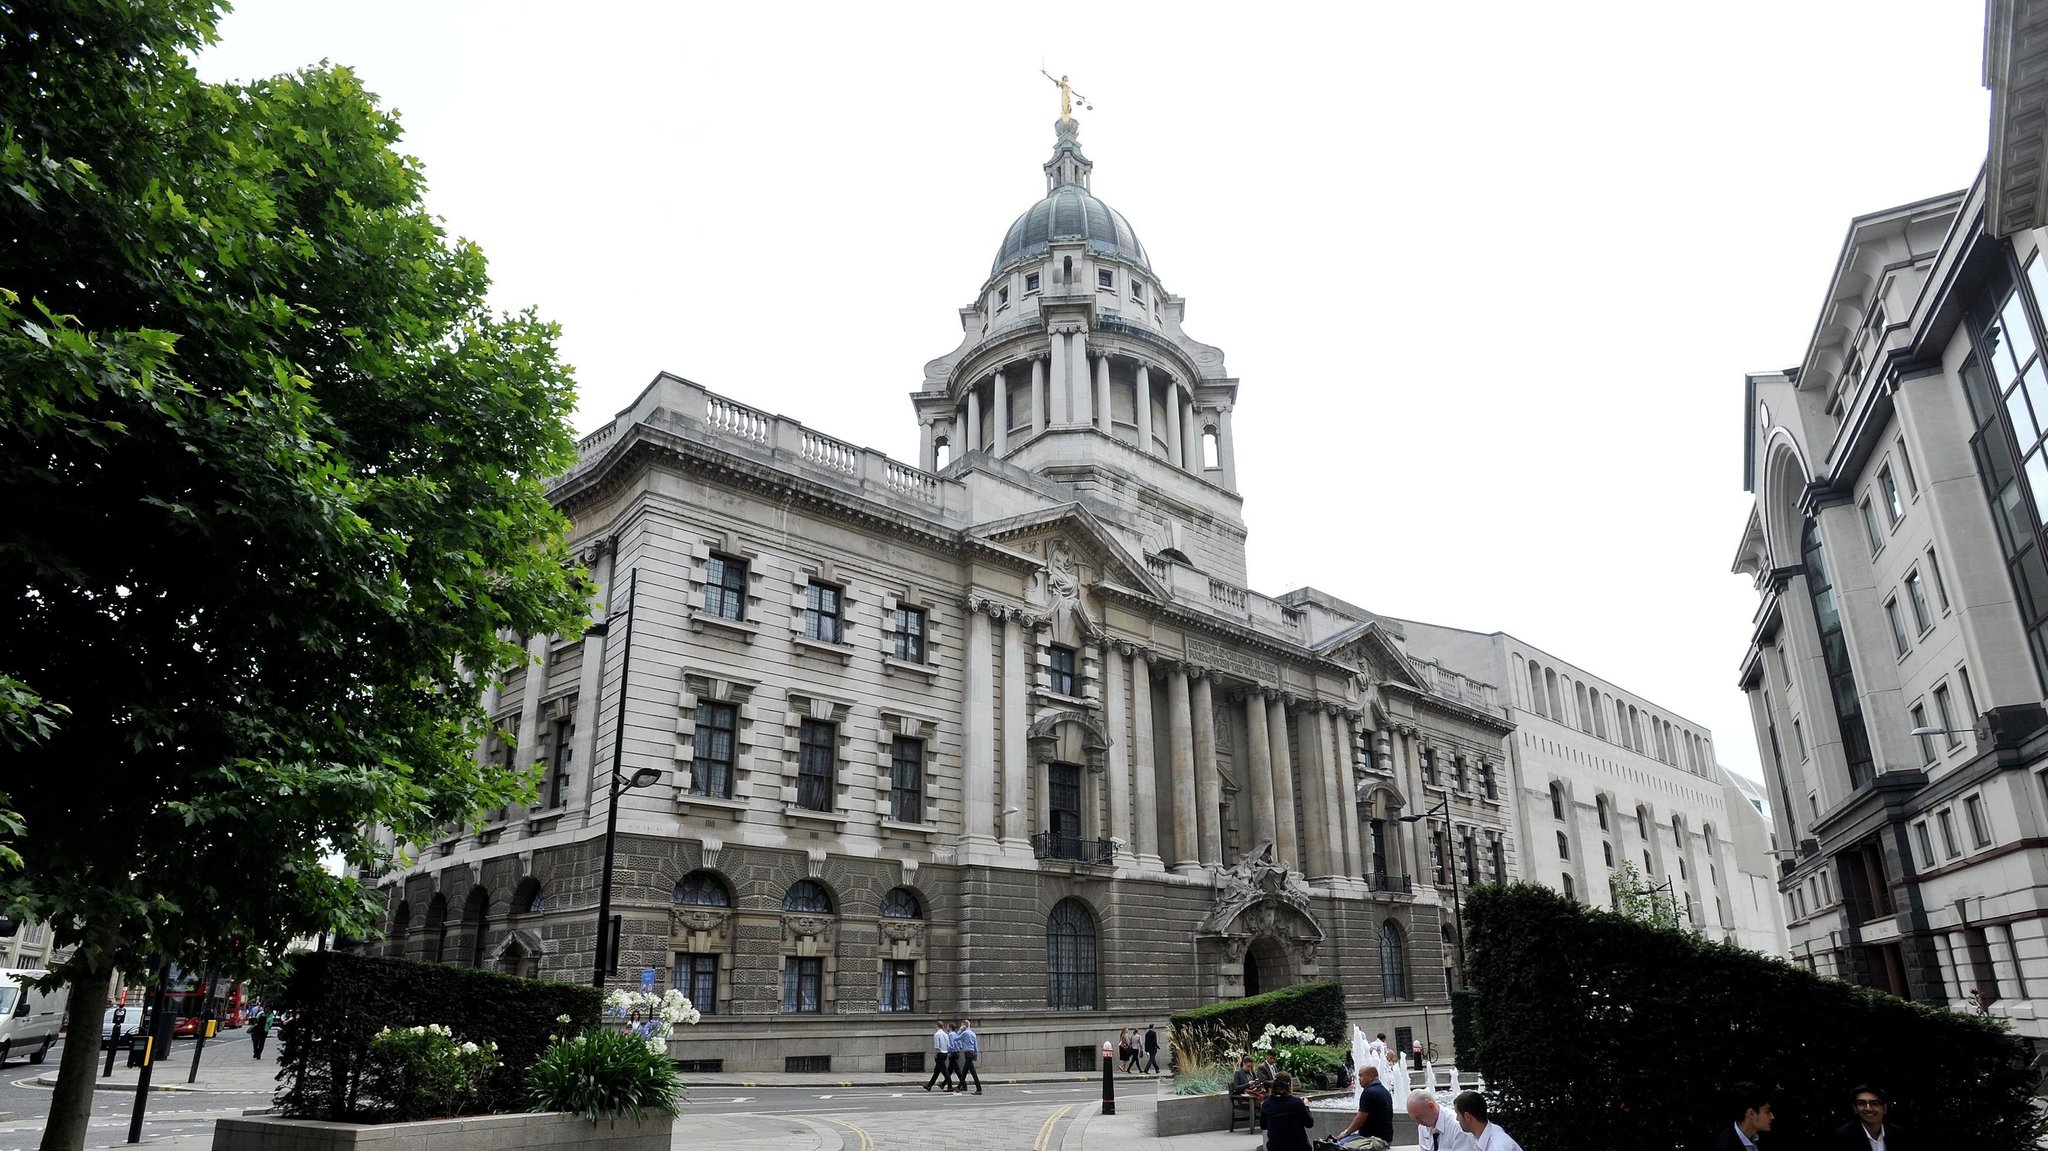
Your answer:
(1184, 403), (1201, 472)
(1096, 353), (1113, 433)
(1031, 357), (1047, 436)
(1243, 692), (1277, 855)
(964, 605), (998, 850)
(1167, 664), (1199, 870)
(1131, 653), (1161, 867)
(1049, 334), (1070, 425)
(1315, 708), (1353, 882)
(1192, 672), (1221, 867)
(1334, 713), (1363, 881)
(993, 371), (1009, 455)
(1297, 707), (1331, 879)
(1070, 328), (1091, 424)
(513, 632), (550, 799)
(964, 385), (981, 454)
(1165, 384), (1184, 467)
(1001, 615), (1028, 845)
(1136, 365), (1154, 456)
(920, 419), (935, 470)
(1218, 405), (1238, 488)
(1105, 644), (1132, 859)
(571, 543), (613, 817)
(1266, 695), (1298, 867)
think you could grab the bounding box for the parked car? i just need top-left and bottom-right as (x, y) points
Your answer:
(0, 970), (69, 1065)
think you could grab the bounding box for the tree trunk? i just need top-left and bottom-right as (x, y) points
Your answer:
(39, 968), (109, 1151)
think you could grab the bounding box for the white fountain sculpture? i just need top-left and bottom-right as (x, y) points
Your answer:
(1349, 1024), (1409, 1107)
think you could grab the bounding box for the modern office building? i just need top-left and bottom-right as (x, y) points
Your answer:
(1391, 622), (1788, 956)
(1729, 0), (2048, 1043)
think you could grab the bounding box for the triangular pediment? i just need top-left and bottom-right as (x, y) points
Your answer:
(969, 503), (1166, 600)
(1315, 621), (1425, 691)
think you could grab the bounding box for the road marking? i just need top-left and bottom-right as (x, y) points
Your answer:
(810, 1113), (874, 1151)
(1032, 1103), (1074, 1151)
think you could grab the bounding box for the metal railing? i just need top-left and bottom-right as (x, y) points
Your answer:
(1032, 831), (1115, 865)
(1368, 872), (1413, 894)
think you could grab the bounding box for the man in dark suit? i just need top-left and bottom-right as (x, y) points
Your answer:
(1705, 1082), (1775, 1150)
(1831, 1085), (1907, 1150)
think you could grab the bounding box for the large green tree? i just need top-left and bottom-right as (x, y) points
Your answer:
(0, 5), (590, 1147)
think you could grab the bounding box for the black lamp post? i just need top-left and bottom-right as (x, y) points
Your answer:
(1400, 796), (1463, 972)
(586, 567), (664, 988)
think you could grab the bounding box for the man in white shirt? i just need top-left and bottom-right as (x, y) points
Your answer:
(1409, 1089), (1478, 1151)
(1367, 1032), (1388, 1061)
(1454, 1090), (1524, 1151)
(923, 1020), (953, 1092)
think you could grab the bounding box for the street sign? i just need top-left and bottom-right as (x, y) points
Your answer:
(640, 968), (656, 992)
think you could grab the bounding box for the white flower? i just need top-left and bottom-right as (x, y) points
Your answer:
(555, 1013), (571, 1025)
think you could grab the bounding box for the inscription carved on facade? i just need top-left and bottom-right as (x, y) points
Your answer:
(1184, 635), (1278, 685)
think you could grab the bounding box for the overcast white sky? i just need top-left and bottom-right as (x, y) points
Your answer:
(196, 2), (1992, 783)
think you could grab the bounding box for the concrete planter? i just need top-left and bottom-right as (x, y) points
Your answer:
(1154, 1091), (1233, 1136)
(215, 1111), (673, 1151)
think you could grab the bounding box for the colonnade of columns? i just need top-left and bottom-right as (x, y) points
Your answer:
(927, 347), (1234, 485)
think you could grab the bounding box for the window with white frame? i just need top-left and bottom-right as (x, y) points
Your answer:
(1914, 821), (1935, 868)
(1965, 794), (1992, 849)
(1860, 499), (1884, 553)
(1884, 596), (1910, 657)
(1878, 464), (1904, 524)
(1905, 569), (1933, 634)
(1938, 808), (1961, 858)
(705, 554), (748, 620)
(796, 719), (836, 812)
(891, 605), (926, 663)
(1911, 704), (1935, 766)
(1934, 684), (1962, 749)
(802, 580), (843, 643)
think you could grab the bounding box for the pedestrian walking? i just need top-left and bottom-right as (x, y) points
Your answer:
(1117, 1027), (1132, 1073)
(923, 1018), (954, 1092)
(1142, 1022), (1161, 1074)
(248, 1011), (270, 1059)
(954, 1017), (983, 1094)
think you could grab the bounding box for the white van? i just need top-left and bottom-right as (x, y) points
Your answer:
(0, 969), (69, 1064)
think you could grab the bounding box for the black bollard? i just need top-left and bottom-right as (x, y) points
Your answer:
(103, 1006), (126, 1078)
(1100, 1040), (1116, 1115)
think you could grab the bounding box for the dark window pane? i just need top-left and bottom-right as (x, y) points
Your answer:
(890, 737), (924, 824)
(673, 872), (732, 907)
(706, 556), (748, 620)
(2016, 547), (2048, 623)
(1963, 358), (1999, 428)
(880, 888), (922, 918)
(783, 880), (832, 913)
(798, 720), (835, 811)
(692, 703), (736, 799)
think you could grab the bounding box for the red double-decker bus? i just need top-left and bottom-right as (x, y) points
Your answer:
(161, 974), (245, 1038)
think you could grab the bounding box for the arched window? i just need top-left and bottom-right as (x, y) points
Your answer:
(783, 880), (834, 914)
(673, 871), (733, 907)
(1045, 899), (1097, 1010)
(1596, 795), (1610, 831)
(463, 886), (490, 968)
(1378, 920), (1408, 1001)
(1591, 694), (1608, 740)
(1636, 805), (1651, 839)
(880, 888), (923, 919)
(1545, 669), (1565, 722)
(1574, 682), (1593, 732)
(392, 900), (412, 939)
(1527, 663), (1547, 718)
(1201, 429), (1220, 469)
(1550, 782), (1566, 821)
(426, 893), (448, 963)
(511, 876), (544, 917)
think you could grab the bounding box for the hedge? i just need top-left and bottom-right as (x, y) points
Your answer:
(1449, 988), (1480, 1068)
(1170, 978), (1347, 1059)
(276, 950), (602, 1120)
(1465, 883), (2043, 1150)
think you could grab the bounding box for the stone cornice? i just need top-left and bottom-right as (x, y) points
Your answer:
(1383, 680), (1516, 737)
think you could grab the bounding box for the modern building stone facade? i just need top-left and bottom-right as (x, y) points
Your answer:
(1729, 0), (2048, 1045)
(1391, 622), (1787, 956)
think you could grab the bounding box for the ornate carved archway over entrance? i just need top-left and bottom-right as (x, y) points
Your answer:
(1198, 842), (1324, 1000)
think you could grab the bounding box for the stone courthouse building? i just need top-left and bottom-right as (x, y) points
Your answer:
(368, 109), (1521, 1072)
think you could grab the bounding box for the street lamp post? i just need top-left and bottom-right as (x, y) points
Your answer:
(587, 567), (665, 988)
(1400, 796), (1463, 972)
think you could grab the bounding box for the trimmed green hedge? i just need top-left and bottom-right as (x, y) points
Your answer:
(276, 950), (601, 1120)
(1466, 883), (2043, 1150)
(1170, 979), (1346, 1059)
(1449, 988), (1480, 1068)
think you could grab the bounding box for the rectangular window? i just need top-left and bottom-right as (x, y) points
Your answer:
(797, 719), (836, 812)
(675, 953), (718, 1014)
(705, 554), (748, 621)
(1914, 821), (1935, 869)
(1860, 498), (1884, 553)
(1097, 269), (1114, 290)
(889, 736), (924, 824)
(1938, 809), (1961, 858)
(781, 957), (822, 1013)
(1048, 645), (1077, 695)
(1793, 718), (1808, 760)
(1878, 464), (1904, 524)
(1905, 570), (1933, 634)
(1959, 665), (1979, 722)
(891, 605), (927, 663)
(880, 959), (915, 1013)
(1898, 440), (1919, 497)
(1480, 762), (1496, 800)
(547, 717), (574, 808)
(692, 703), (737, 799)
(1602, 840), (1614, 867)
(1927, 548), (1950, 610)
(1490, 838), (1504, 885)
(1454, 757), (1468, 791)
(1885, 597), (1910, 657)
(1025, 272), (1041, 294)
(1425, 749), (1440, 787)
(997, 285), (1010, 307)
(1965, 795), (1992, 848)
(802, 581), (842, 643)
(1431, 830), (1448, 885)
(1130, 281), (1145, 302)
(1911, 704), (1935, 766)
(1933, 684), (1961, 750)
